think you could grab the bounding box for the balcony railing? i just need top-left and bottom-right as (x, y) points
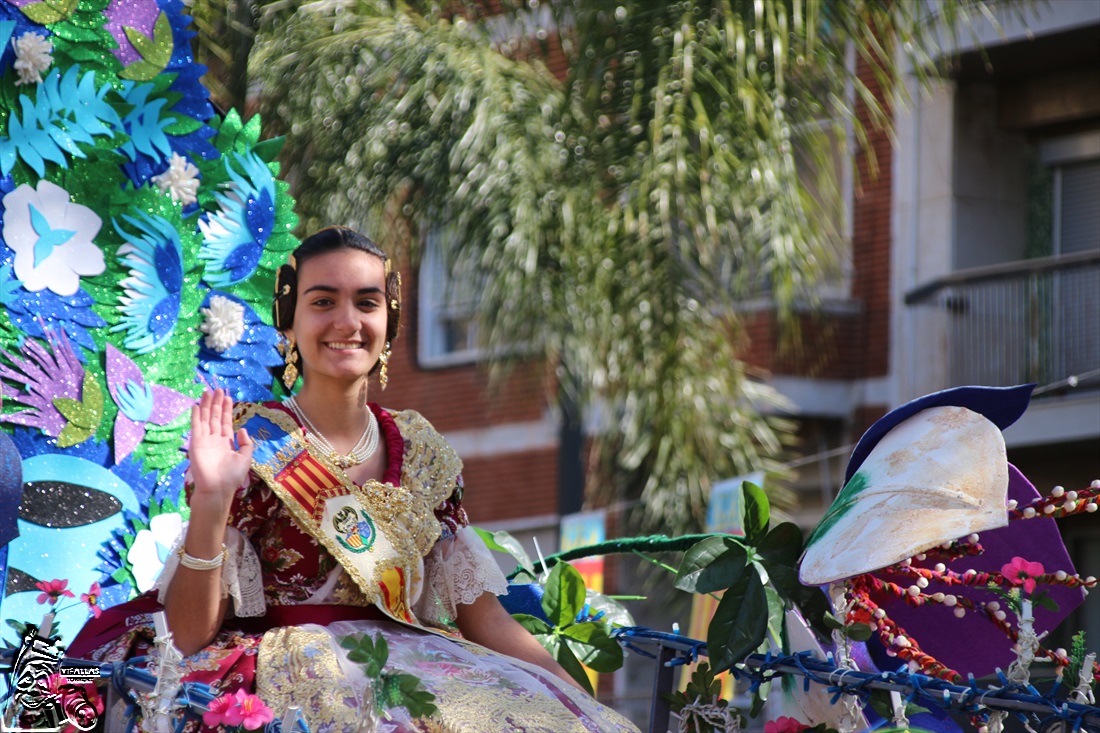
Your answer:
(904, 250), (1100, 392)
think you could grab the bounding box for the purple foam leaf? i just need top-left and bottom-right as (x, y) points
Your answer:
(113, 411), (146, 464)
(148, 383), (194, 426)
(105, 342), (143, 404)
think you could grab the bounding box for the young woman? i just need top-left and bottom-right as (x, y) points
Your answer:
(71, 227), (638, 732)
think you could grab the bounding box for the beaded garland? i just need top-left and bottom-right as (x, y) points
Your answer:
(838, 481), (1100, 684)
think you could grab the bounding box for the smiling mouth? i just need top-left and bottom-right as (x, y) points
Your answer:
(326, 342), (365, 350)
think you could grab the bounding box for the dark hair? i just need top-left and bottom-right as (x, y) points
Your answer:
(273, 226), (401, 380)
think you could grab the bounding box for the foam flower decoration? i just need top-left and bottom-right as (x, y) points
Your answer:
(1002, 556), (1045, 594)
(114, 210), (184, 354)
(127, 511), (182, 593)
(12, 31), (52, 85)
(200, 294), (245, 352)
(198, 151), (277, 287)
(801, 404), (1010, 585)
(196, 291), (283, 402)
(35, 578), (75, 605)
(80, 582), (103, 618)
(0, 328), (84, 436)
(106, 344), (193, 463)
(2, 180), (104, 296)
(150, 152), (200, 206)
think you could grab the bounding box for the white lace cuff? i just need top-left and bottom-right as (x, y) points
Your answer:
(412, 526), (509, 626)
(155, 525), (266, 618)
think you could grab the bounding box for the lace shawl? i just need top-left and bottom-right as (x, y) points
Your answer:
(412, 525), (510, 626)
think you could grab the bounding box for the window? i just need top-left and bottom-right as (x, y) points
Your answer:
(417, 229), (483, 366)
(1042, 131), (1100, 255)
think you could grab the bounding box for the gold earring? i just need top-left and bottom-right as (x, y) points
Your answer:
(378, 342), (391, 390)
(283, 335), (299, 389)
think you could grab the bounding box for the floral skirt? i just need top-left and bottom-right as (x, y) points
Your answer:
(70, 599), (639, 733)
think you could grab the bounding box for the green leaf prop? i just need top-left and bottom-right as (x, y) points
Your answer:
(756, 521), (805, 599)
(338, 633), (438, 719)
(53, 371), (103, 447)
(472, 526), (536, 578)
(542, 634), (594, 695)
(674, 535), (748, 594)
(661, 662), (737, 733)
(21, 0), (78, 25)
(561, 621), (623, 673)
(120, 13), (174, 81)
(512, 562), (625, 692)
(866, 690), (930, 721)
(543, 560), (586, 626)
(741, 481), (771, 545)
(707, 567), (769, 673)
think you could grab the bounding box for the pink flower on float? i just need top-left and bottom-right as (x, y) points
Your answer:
(202, 692), (238, 728)
(226, 689), (274, 730)
(81, 582), (103, 618)
(1001, 556), (1045, 594)
(35, 578), (75, 605)
(764, 717), (809, 733)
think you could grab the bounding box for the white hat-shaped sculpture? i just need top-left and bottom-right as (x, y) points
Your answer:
(799, 405), (1010, 586)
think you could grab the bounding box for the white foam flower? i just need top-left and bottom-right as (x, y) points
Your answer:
(129, 512), (184, 593)
(151, 152), (201, 206)
(12, 31), (53, 85)
(2, 180), (104, 296)
(200, 294), (246, 351)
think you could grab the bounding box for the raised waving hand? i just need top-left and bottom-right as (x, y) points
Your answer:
(188, 389), (254, 510)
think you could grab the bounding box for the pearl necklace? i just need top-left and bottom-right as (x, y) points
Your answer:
(286, 396), (379, 469)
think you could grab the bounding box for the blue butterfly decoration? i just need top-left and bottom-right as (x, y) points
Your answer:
(111, 210), (184, 354)
(198, 151), (276, 287)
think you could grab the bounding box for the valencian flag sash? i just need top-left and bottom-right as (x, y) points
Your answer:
(234, 403), (462, 627)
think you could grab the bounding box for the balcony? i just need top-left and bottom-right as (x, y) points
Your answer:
(904, 250), (1100, 394)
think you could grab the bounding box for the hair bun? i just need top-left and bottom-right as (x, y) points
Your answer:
(272, 263), (298, 330)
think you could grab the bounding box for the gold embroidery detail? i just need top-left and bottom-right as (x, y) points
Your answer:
(331, 572), (371, 606)
(257, 626), (362, 731)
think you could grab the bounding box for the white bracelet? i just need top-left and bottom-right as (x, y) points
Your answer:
(177, 544), (228, 571)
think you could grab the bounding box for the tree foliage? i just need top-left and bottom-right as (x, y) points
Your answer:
(232, 0), (1004, 532)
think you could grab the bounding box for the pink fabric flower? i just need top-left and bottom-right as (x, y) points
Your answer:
(35, 578), (75, 605)
(1001, 556), (1045, 594)
(226, 689), (274, 730)
(202, 692), (238, 728)
(764, 717), (809, 733)
(80, 582), (103, 618)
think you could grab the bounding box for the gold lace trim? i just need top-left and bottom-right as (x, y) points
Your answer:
(257, 626), (364, 731)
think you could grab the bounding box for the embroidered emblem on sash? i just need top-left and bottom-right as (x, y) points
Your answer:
(333, 506), (376, 553)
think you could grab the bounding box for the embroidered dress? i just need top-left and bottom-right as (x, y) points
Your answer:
(69, 403), (638, 733)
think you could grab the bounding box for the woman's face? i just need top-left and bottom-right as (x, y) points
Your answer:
(285, 248), (389, 387)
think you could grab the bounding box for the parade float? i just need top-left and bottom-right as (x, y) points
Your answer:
(0, 1), (1095, 731)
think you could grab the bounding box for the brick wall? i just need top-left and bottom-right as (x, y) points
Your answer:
(849, 53), (894, 379)
(461, 448), (559, 523)
(739, 309), (863, 379)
